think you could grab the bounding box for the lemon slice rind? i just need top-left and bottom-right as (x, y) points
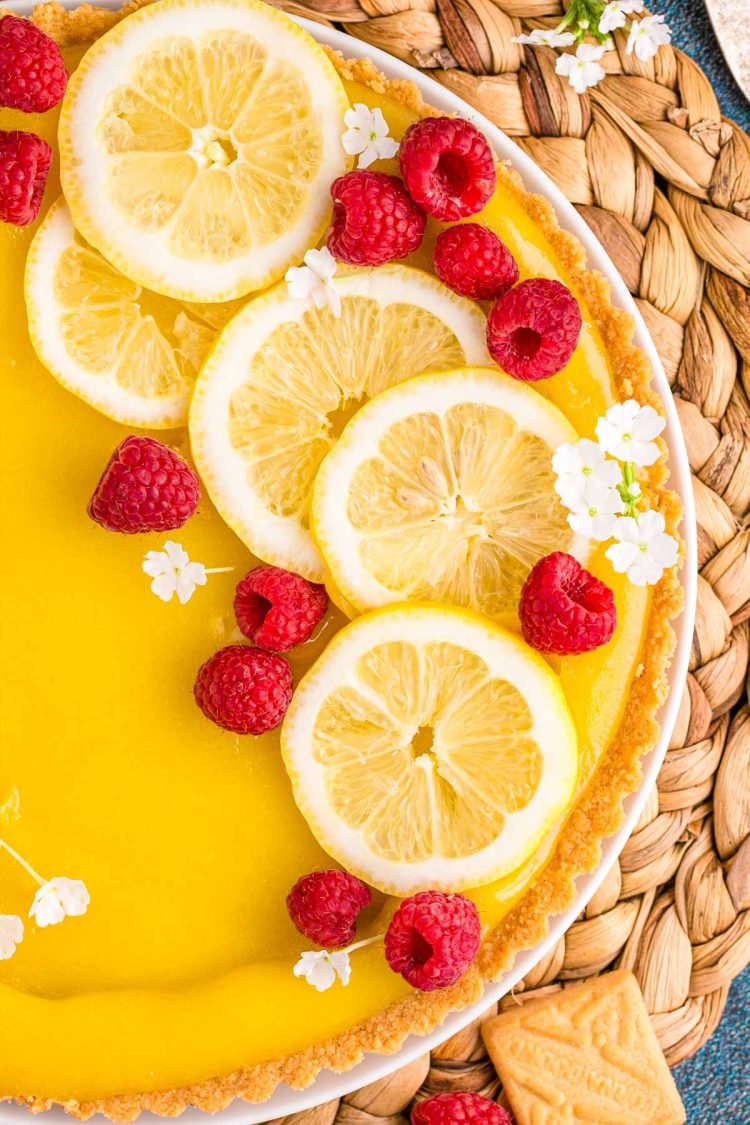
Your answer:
(281, 603), (579, 895)
(58, 0), (350, 302)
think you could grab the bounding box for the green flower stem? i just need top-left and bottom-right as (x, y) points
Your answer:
(554, 0), (610, 42)
(617, 461), (642, 519)
(0, 837), (45, 886)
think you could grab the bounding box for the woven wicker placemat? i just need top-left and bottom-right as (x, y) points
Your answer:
(259, 3), (750, 1120)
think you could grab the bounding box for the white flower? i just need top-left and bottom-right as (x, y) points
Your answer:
(606, 510), (678, 585)
(29, 877), (90, 928)
(142, 541), (207, 605)
(512, 28), (576, 47)
(555, 42), (607, 94)
(553, 438), (622, 509)
(595, 400), (665, 466)
(342, 103), (399, 169)
(0, 915), (23, 960)
(293, 949), (352, 992)
(598, 0), (643, 34)
(567, 476), (624, 540)
(626, 14), (671, 61)
(285, 247), (341, 318)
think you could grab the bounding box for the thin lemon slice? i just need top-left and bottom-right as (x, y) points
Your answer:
(24, 198), (241, 428)
(312, 368), (586, 622)
(281, 604), (578, 894)
(190, 266), (491, 580)
(58, 0), (350, 301)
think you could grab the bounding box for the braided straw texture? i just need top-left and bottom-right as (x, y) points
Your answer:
(254, 2), (750, 1120)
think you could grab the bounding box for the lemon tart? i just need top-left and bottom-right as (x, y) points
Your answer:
(0, 1), (682, 1119)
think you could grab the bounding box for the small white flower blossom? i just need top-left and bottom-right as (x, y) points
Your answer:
(567, 476), (624, 541)
(626, 14), (671, 61)
(598, 0), (644, 34)
(29, 877), (90, 928)
(512, 28), (576, 47)
(285, 247), (341, 318)
(606, 510), (678, 586)
(342, 103), (399, 169)
(0, 915), (23, 960)
(142, 541), (207, 605)
(552, 438), (622, 509)
(596, 400), (665, 466)
(555, 42), (607, 94)
(293, 949), (352, 992)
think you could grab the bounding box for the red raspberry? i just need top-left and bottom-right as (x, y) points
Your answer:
(234, 566), (328, 653)
(433, 223), (519, 301)
(194, 645), (293, 735)
(87, 435), (200, 534)
(0, 15), (67, 114)
(0, 130), (51, 226)
(412, 1092), (513, 1125)
(487, 278), (581, 381)
(519, 552), (616, 655)
(399, 117), (495, 222)
(328, 170), (425, 266)
(384, 890), (481, 991)
(287, 870), (372, 948)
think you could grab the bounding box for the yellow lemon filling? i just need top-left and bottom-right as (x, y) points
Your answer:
(0, 43), (649, 1104)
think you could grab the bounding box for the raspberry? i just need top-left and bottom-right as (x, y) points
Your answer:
(194, 645), (293, 735)
(399, 117), (495, 222)
(0, 15), (67, 114)
(486, 278), (582, 382)
(87, 435), (200, 534)
(384, 890), (481, 991)
(0, 130), (51, 226)
(412, 1092), (513, 1125)
(433, 223), (519, 301)
(287, 870), (372, 948)
(519, 552), (616, 655)
(328, 170), (425, 266)
(234, 566), (328, 652)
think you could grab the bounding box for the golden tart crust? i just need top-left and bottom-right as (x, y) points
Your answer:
(9, 4), (683, 1119)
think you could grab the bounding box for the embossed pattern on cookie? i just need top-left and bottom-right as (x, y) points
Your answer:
(482, 969), (686, 1125)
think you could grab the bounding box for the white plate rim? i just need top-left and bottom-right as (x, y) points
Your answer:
(1, 4), (698, 1122)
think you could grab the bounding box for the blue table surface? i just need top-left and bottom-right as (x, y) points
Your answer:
(659, 0), (749, 128)
(673, 963), (750, 1121)
(649, 5), (749, 1121)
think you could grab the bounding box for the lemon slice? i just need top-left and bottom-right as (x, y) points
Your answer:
(58, 0), (350, 302)
(312, 368), (586, 622)
(281, 604), (578, 894)
(24, 198), (245, 428)
(190, 266), (491, 580)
